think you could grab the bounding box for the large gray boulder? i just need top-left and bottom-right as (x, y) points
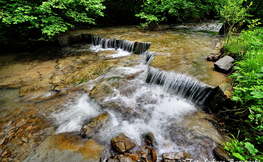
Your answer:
(214, 56), (234, 72)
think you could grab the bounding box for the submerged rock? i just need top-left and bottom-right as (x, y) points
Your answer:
(214, 56), (234, 72)
(111, 133), (136, 153)
(80, 112), (110, 138)
(162, 151), (190, 161)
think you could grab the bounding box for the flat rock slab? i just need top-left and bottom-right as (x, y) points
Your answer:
(214, 56), (234, 72)
(23, 133), (106, 162)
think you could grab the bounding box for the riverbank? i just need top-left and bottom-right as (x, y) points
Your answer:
(218, 27), (263, 160)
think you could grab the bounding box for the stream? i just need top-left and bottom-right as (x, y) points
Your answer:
(0, 21), (230, 161)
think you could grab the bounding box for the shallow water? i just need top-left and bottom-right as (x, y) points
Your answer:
(0, 21), (229, 161)
(83, 22), (229, 87)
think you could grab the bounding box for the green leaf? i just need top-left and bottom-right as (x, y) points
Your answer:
(251, 91), (263, 99)
(232, 152), (246, 160)
(245, 142), (258, 155)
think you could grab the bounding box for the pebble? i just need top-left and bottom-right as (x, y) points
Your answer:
(21, 137), (29, 143)
(17, 139), (23, 145)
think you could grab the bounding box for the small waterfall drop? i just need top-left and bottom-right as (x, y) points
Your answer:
(146, 67), (213, 104)
(92, 36), (150, 54)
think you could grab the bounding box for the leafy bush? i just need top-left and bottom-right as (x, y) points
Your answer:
(223, 27), (263, 160)
(135, 0), (226, 28)
(224, 131), (260, 160)
(0, 0), (105, 41)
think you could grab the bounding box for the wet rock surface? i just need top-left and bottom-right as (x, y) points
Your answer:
(81, 112), (110, 138)
(23, 133), (106, 162)
(111, 134), (136, 153)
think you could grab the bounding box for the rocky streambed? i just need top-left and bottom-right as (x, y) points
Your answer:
(0, 23), (233, 162)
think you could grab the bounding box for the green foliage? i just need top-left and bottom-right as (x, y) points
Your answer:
(224, 131), (261, 160)
(0, 0), (105, 41)
(223, 27), (263, 160)
(135, 0), (226, 28)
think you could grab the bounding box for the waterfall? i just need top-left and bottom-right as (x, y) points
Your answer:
(142, 51), (155, 65)
(91, 36), (150, 54)
(146, 67), (213, 105)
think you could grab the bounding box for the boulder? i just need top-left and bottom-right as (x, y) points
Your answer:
(80, 112), (110, 138)
(70, 34), (83, 45)
(204, 82), (235, 113)
(111, 133), (136, 153)
(214, 56), (234, 72)
(57, 35), (72, 47)
(82, 34), (92, 43)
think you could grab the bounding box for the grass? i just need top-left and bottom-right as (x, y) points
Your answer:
(222, 27), (263, 160)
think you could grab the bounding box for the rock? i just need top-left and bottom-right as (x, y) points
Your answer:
(150, 149), (157, 162)
(70, 34), (83, 45)
(21, 136), (29, 143)
(80, 112), (110, 138)
(119, 156), (135, 162)
(17, 139), (23, 145)
(100, 148), (111, 162)
(204, 83), (235, 113)
(129, 154), (140, 161)
(207, 52), (222, 62)
(108, 158), (120, 162)
(23, 133), (106, 162)
(57, 35), (72, 47)
(162, 151), (190, 161)
(82, 34), (92, 43)
(145, 133), (157, 147)
(213, 147), (231, 161)
(214, 56), (234, 72)
(1, 149), (11, 158)
(111, 133), (136, 153)
(148, 23), (159, 31)
(134, 42), (151, 54)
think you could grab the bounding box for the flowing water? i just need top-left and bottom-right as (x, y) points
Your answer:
(0, 21), (229, 161)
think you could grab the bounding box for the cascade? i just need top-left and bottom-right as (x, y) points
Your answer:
(146, 67), (213, 104)
(91, 36), (151, 54)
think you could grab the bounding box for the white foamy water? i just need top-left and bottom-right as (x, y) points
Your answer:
(51, 35), (222, 160)
(51, 65), (219, 160)
(52, 94), (102, 134)
(89, 45), (132, 58)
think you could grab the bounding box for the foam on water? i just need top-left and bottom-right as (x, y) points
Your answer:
(52, 94), (102, 134)
(89, 45), (132, 58)
(51, 39), (221, 160)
